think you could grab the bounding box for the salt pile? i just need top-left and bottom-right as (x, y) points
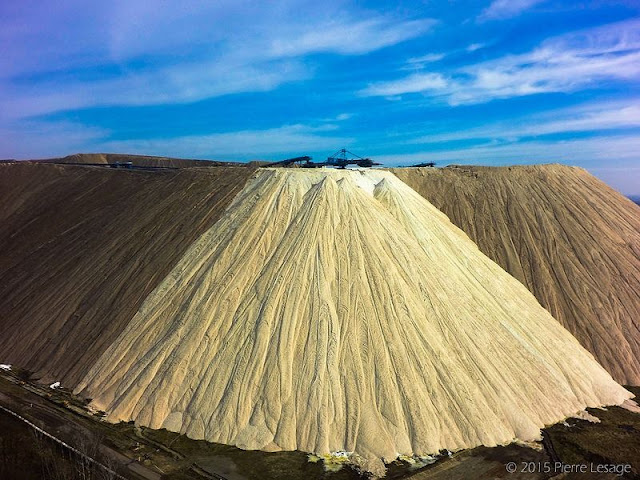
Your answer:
(75, 168), (631, 475)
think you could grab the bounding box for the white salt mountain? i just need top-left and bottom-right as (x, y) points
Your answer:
(75, 169), (631, 476)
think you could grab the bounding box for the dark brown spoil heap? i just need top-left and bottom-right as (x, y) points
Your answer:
(0, 162), (255, 386)
(35, 152), (237, 168)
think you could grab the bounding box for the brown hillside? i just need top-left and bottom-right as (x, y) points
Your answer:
(36, 153), (238, 168)
(0, 162), (255, 386)
(392, 165), (640, 385)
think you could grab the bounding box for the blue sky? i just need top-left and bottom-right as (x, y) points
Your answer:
(1, 0), (639, 194)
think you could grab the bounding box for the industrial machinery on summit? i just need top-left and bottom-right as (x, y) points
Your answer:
(409, 161), (436, 167)
(325, 148), (380, 168)
(264, 149), (381, 169)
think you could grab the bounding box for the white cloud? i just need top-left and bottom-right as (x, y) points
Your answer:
(478, 0), (545, 21)
(407, 53), (446, 64)
(0, 2), (436, 118)
(360, 73), (448, 97)
(1, 59), (306, 121)
(269, 17), (436, 57)
(409, 100), (640, 144)
(451, 20), (640, 103)
(361, 19), (640, 104)
(104, 2), (435, 61)
(466, 43), (484, 52)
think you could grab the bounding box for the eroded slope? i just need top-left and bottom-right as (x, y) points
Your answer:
(392, 165), (640, 385)
(0, 162), (255, 386)
(75, 168), (630, 476)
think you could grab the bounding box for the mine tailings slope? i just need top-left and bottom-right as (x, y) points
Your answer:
(0, 162), (256, 386)
(35, 152), (237, 168)
(75, 168), (630, 477)
(392, 165), (640, 386)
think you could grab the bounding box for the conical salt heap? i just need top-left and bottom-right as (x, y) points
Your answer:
(75, 168), (631, 476)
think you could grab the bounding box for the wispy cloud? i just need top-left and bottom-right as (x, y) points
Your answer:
(105, 2), (435, 61)
(0, 2), (435, 118)
(450, 19), (640, 104)
(269, 17), (436, 57)
(478, 0), (546, 21)
(407, 53), (446, 64)
(409, 100), (640, 143)
(360, 73), (448, 97)
(360, 19), (640, 104)
(2, 59), (306, 121)
(466, 43), (485, 52)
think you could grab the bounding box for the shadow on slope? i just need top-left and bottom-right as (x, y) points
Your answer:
(0, 162), (255, 386)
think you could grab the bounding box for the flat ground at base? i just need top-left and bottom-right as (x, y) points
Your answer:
(1, 373), (639, 480)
